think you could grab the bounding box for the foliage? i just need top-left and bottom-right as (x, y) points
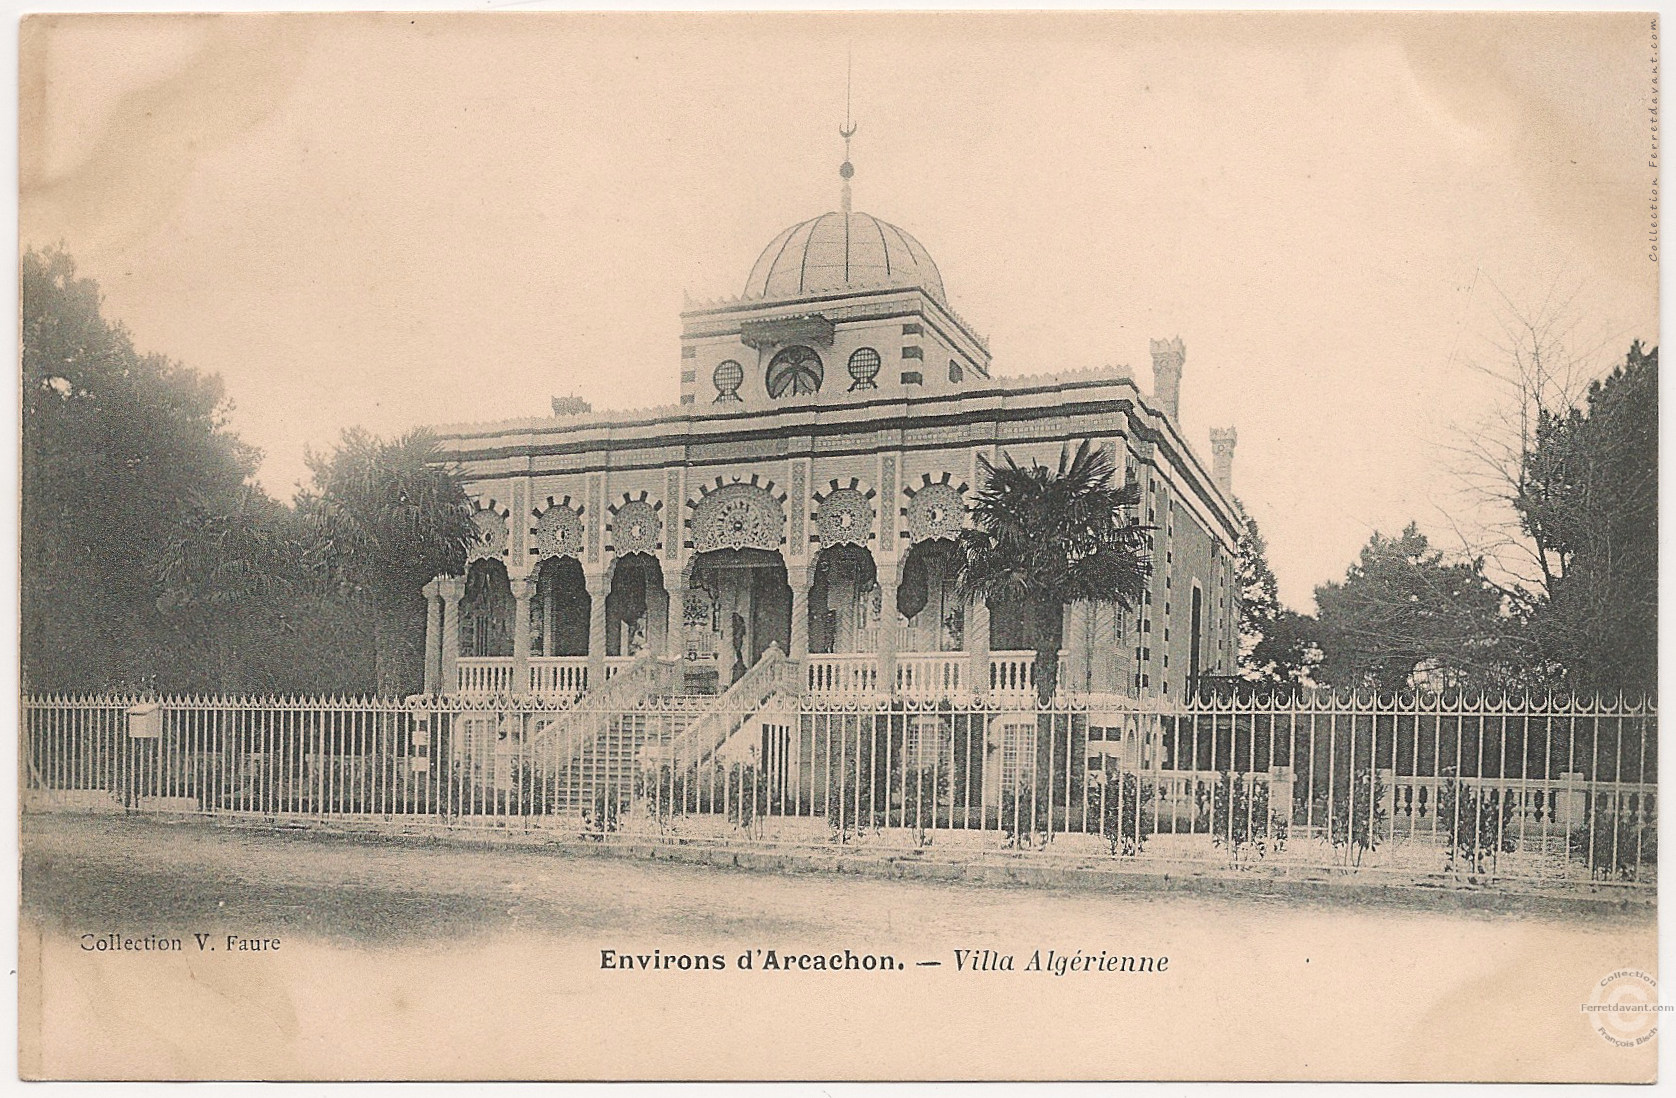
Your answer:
(1569, 810), (1658, 882)
(1233, 501), (1320, 690)
(901, 761), (949, 847)
(999, 787), (1050, 849)
(1097, 771), (1154, 856)
(822, 727), (893, 842)
(302, 427), (476, 695)
(151, 485), (380, 694)
(582, 788), (625, 837)
(1437, 774), (1518, 877)
(1207, 773), (1287, 862)
(21, 247), (467, 696)
(21, 246), (260, 691)
(1316, 767), (1387, 865)
(634, 762), (688, 833)
(1312, 524), (1521, 693)
(724, 762), (763, 835)
(1516, 343), (1658, 696)
(958, 440), (1151, 703)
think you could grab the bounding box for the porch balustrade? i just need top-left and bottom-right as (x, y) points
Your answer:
(806, 653), (879, 696)
(526, 657), (588, 697)
(802, 650), (1068, 698)
(465, 647), (1067, 699)
(895, 652), (967, 698)
(455, 654), (644, 697)
(455, 657), (515, 695)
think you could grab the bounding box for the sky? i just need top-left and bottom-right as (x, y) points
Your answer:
(19, 11), (1659, 609)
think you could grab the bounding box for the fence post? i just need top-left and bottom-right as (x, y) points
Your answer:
(1554, 771), (1587, 829)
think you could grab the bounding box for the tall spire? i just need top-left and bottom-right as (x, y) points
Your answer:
(839, 48), (856, 215)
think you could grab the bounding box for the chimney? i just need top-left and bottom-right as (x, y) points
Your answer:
(1209, 427), (1237, 495)
(1149, 336), (1185, 420)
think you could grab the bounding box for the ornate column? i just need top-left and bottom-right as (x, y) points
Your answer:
(662, 561), (686, 662)
(542, 575), (556, 657)
(585, 568), (609, 692)
(422, 579), (443, 694)
(437, 576), (465, 695)
(510, 573), (534, 695)
(787, 563), (811, 662)
(877, 570), (899, 697)
(967, 598), (991, 701)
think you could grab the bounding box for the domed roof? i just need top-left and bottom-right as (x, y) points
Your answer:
(744, 211), (946, 305)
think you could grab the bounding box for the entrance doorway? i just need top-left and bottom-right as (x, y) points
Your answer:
(688, 548), (791, 686)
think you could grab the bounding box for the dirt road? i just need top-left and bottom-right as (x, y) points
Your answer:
(20, 814), (1658, 1081)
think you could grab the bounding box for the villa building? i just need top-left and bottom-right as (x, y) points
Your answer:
(420, 147), (1243, 711)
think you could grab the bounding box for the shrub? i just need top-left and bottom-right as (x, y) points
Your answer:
(1318, 767), (1387, 866)
(1569, 810), (1658, 881)
(633, 762), (689, 834)
(901, 762), (949, 847)
(999, 787), (1049, 849)
(1210, 773), (1287, 862)
(582, 788), (624, 838)
(1097, 771), (1154, 856)
(1438, 774), (1516, 877)
(724, 761), (762, 835)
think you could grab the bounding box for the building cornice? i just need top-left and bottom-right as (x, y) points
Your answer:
(432, 364), (1243, 542)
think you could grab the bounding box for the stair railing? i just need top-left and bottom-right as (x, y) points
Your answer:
(651, 645), (799, 773)
(527, 652), (680, 772)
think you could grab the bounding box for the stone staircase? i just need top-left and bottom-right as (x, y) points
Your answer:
(532, 647), (806, 812)
(528, 654), (677, 766)
(649, 645), (803, 774)
(553, 707), (704, 810)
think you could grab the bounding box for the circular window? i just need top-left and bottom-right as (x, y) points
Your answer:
(766, 345), (824, 398)
(948, 359), (964, 384)
(713, 360), (744, 402)
(847, 347), (882, 390)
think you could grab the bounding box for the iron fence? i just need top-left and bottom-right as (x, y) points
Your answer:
(21, 692), (1657, 889)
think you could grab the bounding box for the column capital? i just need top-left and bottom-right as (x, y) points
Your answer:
(423, 577), (442, 600)
(583, 567), (611, 597)
(786, 562), (812, 589)
(436, 575), (466, 602)
(509, 573), (536, 602)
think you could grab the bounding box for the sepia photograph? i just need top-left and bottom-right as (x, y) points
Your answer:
(15, 8), (1662, 1082)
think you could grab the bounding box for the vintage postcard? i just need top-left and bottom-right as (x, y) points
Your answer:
(16, 9), (1661, 1082)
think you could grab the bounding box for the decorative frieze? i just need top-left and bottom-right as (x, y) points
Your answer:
(585, 475), (602, 562)
(901, 473), (968, 544)
(812, 478), (877, 547)
(466, 500), (511, 564)
(530, 497), (586, 560)
(607, 492), (663, 556)
(880, 454), (898, 549)
(687, 476), (787, 554)
(789, 461), (808, 554)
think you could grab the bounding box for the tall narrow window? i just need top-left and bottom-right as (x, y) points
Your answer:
(1189, 585), (1204, 695)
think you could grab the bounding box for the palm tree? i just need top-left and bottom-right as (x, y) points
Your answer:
(957, 440), (1152, 705)
(302, 428), (476, 696)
